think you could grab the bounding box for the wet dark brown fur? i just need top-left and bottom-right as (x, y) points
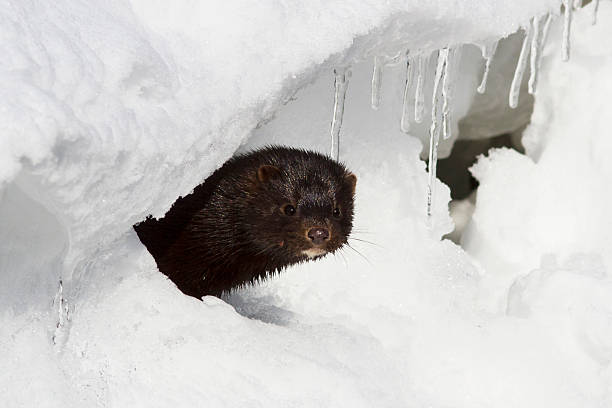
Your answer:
(134, 146), (356, 298)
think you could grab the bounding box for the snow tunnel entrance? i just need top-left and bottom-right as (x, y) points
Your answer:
(437, 133), (523, 201)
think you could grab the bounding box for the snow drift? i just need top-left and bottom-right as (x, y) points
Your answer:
(1, 0), (611, 407)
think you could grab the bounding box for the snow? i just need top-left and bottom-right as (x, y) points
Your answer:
(2, 0), (612, 407)
(464, 1), (612, 295)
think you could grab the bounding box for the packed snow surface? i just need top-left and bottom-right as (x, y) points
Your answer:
(2, 0), (612, 407)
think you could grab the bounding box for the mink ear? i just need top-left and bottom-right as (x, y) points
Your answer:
(257, 165), (281, 183)
(344, 173), (357, 195)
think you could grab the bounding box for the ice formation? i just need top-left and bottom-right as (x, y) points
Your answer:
(413, 55), (427, 124)
(529, 16), (543, 94)
(427, 49), (448, 219)
(330, 68), (350, 160)
(441, 49), (454, 140)
(477, 41), (499, 94)
(371, 56), (384, 110)
(509, 25), (534, 108)
(400, 54), (412, 133)
(4, 0), (612, 407)
(529, 13), (554, 94)
(593, 0), (600, 23)
(562, 0), (574, 61)
(370, 53), (403, 111)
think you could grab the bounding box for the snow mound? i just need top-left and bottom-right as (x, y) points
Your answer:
(464, 3), (612, 308)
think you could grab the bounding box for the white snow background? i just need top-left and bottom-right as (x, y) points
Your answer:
(1, 0), (611, 407)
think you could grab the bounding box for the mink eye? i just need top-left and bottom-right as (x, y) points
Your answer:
(283, 204), (296, 216)
(333, 208), (341, 218)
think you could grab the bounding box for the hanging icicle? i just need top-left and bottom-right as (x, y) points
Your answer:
(477, 41), (498, 94)
(528, 16), (542, 95)
(371, 56), (384, 110)
(529, 13), (553, 95)
(400, 52), (412, 133)
(562, 0), (573, 62)
(414, 55), (426, 123)
(509, 24), (533, 109)
(541, 13), (553, 52)
(427, 49), (448, 220)
(52, 279), (69, 347)
(593, 0), (600, 25)
(441, 48), (455, 140)
(371, 52), (403, 111)
(330, 67), (350, 161)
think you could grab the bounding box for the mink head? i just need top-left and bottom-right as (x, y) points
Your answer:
(244, 156), (356, 263)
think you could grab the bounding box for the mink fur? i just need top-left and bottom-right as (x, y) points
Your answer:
(134, 146), (356, 298)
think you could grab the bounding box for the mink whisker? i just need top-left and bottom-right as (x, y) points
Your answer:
(345, 242), (372, 266)
(348, 237), (381, 247)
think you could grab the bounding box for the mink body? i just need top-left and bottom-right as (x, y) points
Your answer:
(134, 146), (356, 298)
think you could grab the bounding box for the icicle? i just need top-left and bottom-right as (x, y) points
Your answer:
(592, 0), (600, 25)
(371, 52), (402, 111)
(427, 49), (448, 220)
(330, 67), (350, 161)
(541, 13), (553, 51)
(509, 25), (533, 109)
(477, 41), (498, 94)
(575, 0), (583, 8)
(371, 56), (383, 110)
(528, 17), (542, 95)
(52, 279), (68, 347)
(400, 53), (412, 133)
(529, 13), (553, 95)
(414, 55), (426, 123)
(562, 0), (573, 61)
(441, 48), (454, 140)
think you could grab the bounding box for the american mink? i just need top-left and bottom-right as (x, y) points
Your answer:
(134, 146), (357, 298)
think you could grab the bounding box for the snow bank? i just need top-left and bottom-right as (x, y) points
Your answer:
(1, 0), (560, 260)
(5, 0), (612, 407)
(463, 3), (612, 309)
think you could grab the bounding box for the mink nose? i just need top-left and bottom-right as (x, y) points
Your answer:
(308, 227), (329, 245)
